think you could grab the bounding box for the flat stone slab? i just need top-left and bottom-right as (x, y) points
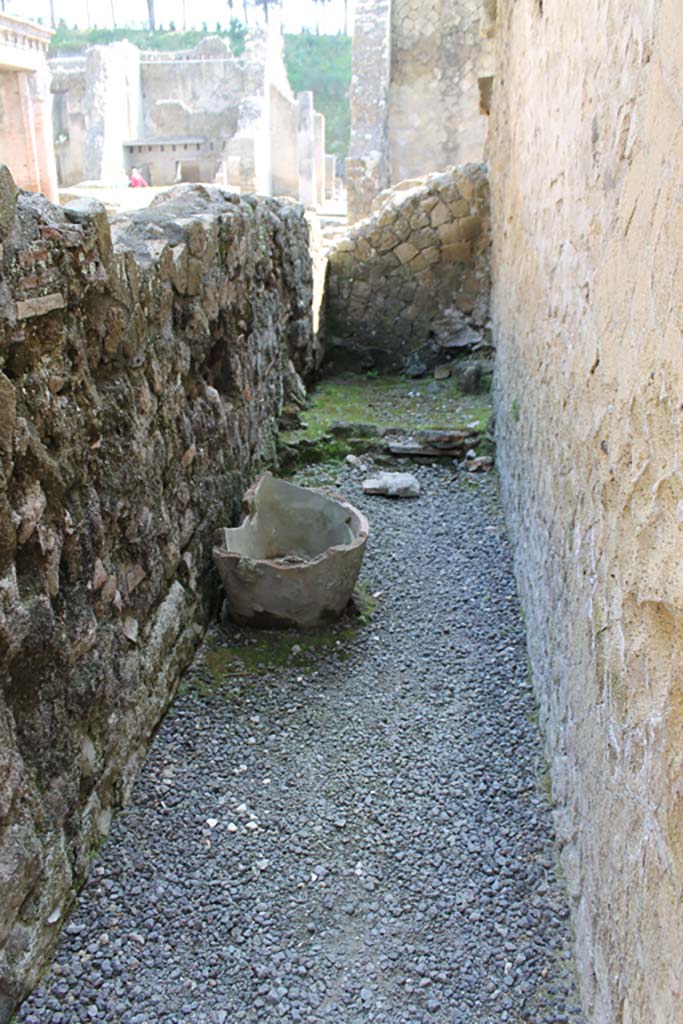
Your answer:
(362, 471), (421, 498)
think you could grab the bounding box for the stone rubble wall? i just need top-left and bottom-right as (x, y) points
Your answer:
(489, 0), (683, 1020)
(0, 170), (317, 1016)
(326, 164), (490, 371)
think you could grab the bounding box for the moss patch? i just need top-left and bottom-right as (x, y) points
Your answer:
(278, 373), (494, 473)
(288, 374), (492, 443)
(182, 585), (378, 699)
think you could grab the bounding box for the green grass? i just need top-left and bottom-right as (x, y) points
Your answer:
(286, 373), (493, 443)
(181, 584), (376, 699)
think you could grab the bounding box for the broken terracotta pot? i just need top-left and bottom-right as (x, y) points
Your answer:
(213, 472), (369, 628)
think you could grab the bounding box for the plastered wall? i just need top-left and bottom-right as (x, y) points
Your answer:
(489, 1), (683, 1019)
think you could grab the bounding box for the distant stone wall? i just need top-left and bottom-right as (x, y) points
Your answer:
(140, 37), (243, 152)
(270, 85), (299, 197)
(490, 0), (683, 1020)
(83, 41), (142, 181)
(389, 0), (493, 183)
(326, 164), (490, 370)
(50, 59), (87, 187)
(0, 170), (317, 1016)
(346, 0), (494, 223)
(0, 15), (58, 203)
(346, 0), (392, 224)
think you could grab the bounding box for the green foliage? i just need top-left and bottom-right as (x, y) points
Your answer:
(287, 373), (493, 442)
(283, 32), (351, 163)
(49, 19), (247, 57)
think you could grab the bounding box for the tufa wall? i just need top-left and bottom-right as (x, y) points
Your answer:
(490, 0), (683, 1020)
(326, 165), (490, 372)
(346, 0), (494, 223)
(0, 169), (317, 1016)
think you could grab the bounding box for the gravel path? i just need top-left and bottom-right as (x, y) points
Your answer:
(19, 465), (584, 1024)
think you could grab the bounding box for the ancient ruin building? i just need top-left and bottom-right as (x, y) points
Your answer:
(0, 13), (58, 203)
(346, 0), (494, 222)
(1, 0), (683, 1021)
(48, 29), (333, 204)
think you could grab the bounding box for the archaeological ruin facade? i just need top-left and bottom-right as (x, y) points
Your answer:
(0, 14), (58, 204)
(346, 0), (494, 222)
(2, 0), (683, 1020)
(48, 29), (334, 205)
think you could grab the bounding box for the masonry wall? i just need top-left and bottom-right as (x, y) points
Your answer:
(489, 1), (683, 1020)
(83, 42), (142, 181)
(0, 71), (35, 192)
(0, 171), (318, 1016)
(270, 85), (299, 197)
(326, 165), (490, 371)
(389, 0), (491, 184)
(140, 40), (243, 141)
(346, 0), (493, 223)
(51, 62), (87, 187)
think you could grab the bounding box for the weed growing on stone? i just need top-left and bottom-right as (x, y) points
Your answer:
(287, 373), (492, 442)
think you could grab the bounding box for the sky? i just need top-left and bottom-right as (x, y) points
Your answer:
(13, 0), (355, 34)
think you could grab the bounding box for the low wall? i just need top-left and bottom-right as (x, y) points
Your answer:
(0, 170), (317, 1016)
(325, 164), (490, 371)
(490, 0), (683, 1020)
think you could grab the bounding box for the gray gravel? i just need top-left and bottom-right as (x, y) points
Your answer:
(18, 464), (584, 1024)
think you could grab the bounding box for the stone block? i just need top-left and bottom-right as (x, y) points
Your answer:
(438, 222), (464, 246)
(442, 241), (472, 262)
(450, 198), (470, 217)
(395, 241), (419, 264)
(458, 215), (483, 241)
(430, 201), (451, 227)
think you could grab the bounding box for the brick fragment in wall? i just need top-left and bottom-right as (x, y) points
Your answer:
(0, 173), (319, 1014)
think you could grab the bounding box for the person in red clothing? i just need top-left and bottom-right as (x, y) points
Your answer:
(129, 167), (148, 187)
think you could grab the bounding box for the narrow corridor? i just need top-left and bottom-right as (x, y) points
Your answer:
(19, 465), (583, 1024)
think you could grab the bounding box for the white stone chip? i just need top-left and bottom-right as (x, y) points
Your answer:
(362, 472), (421, 498)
